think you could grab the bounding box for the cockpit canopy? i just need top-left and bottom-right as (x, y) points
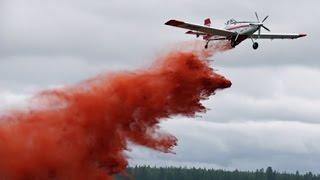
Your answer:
(225, 19), (237, 25)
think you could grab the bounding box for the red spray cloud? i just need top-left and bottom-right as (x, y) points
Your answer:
(0, 43), (231, 179)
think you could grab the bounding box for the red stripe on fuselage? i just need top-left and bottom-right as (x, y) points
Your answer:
(226, 24), (250, 31)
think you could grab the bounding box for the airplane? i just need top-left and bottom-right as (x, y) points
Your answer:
(165, 12), (307, 50)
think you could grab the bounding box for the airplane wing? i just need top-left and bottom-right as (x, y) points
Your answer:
(185, 30), (207, 36)
(251, 33), (307, 39)
(165, 19), (235, 37)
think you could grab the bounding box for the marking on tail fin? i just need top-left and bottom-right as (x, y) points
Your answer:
(204, 18), (211, 27)
(202, 19), (213, 40)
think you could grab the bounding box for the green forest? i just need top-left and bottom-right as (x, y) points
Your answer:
(115, 166), (320, 180)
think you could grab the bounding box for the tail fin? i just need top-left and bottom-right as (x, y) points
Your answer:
(204, 18), (211, 27)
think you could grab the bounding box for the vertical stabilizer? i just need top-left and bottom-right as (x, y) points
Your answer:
(204, 18), (211, 27)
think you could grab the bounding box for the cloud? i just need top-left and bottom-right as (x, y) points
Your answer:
(2, 0), (319, 67)
(199, 65), (320, 123)
(1, 0), (320, 173)
(0, 91), (28, 112)
(128, 119), (320, 173)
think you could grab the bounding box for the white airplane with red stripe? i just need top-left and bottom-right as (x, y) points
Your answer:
(165, 12), (307, 50)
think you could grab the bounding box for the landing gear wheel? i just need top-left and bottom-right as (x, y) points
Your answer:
(253, 42), (259, 50)
(205, 44), (208, 49)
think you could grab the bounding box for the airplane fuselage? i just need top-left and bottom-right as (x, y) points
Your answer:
(209, 23), (260, 46)
(226, 23), (257, 35)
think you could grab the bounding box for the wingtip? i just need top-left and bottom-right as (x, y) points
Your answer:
(299, 33), (307, 38)
(165, 19), (184, 26)
(164, 20), (172, 25)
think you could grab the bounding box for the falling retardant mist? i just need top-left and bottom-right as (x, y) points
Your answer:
(0, 43), (232, 179)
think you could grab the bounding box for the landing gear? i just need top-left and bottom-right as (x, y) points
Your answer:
(231, 33), (239, 48)
(252, 42), (259, 50)
(205, 41), (209, 49)
(231, 41), (236, 48)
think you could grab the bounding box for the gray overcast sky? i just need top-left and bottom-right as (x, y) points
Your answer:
(1, 0), (320, 173)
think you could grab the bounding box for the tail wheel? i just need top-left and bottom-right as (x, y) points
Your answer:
(253, 42), (259, 50)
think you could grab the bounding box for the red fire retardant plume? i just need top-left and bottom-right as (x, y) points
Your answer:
(0, 48), (231, 179)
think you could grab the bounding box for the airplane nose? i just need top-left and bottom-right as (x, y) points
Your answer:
(250, 23), (263, 27)
(257, 23), (264, 27)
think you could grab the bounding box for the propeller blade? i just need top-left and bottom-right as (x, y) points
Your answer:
(258, 28), (261, 38)
(255, 12), (260, 22)
(262, 15), (269, 23)
(262, 25), (270, 32)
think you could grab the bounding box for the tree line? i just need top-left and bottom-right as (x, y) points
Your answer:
(115, 166), (320, 180)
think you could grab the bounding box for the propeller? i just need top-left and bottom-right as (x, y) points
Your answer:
(255, 12), (260, 22)
(252, 12), (270, 38)
(262, 15), (269, 23)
